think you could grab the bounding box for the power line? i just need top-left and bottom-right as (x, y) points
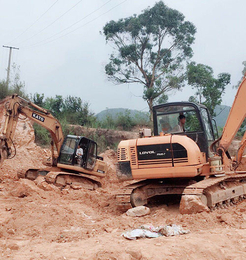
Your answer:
(19, 0), (84, 45)
(8, 0), (60, 44)
(28, 0), (128, 48)
(26, 0), (112, 48)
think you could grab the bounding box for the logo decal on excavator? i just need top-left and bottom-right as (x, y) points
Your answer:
(139, 151), (155, 155)
(32, 113), (45, 122)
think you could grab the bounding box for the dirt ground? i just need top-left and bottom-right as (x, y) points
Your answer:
(0, 101), (246, 260)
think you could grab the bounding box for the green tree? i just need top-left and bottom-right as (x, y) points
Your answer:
(31, 93), (45, 107)
(45, 95), (64, 119)
(10, 64), (27, 98)
(31, 94), (96, 126)
(99, 110), (116, 129)
(153, 93), (168, 106)
(234, 61), (246, 88)
(63, 95), (96, 126)
(187, 62), (230, 116)
(103, 1), (196, 118)
(115, 110), (135, 131)
(0, 64), (27, 100)
(0, 80), (9, 99)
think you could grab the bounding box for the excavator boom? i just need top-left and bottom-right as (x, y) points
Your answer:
(218, 75), (246, 157)
(0, 94), (64, 165)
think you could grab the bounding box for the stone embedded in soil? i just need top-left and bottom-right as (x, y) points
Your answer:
(126, 206), (150, 217)
(9, 182), (30, 198)
(179, 195), (209, 214)
(7, 243), (19, 250)
(217, 213), (232, 224)
(241, 223), (246, 229)
(34, 176), (54, 191)
(125, 247), (142, 260)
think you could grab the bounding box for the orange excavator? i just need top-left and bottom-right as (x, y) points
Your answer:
(0, 94), (107, 189)
(116, 75), (246, 213)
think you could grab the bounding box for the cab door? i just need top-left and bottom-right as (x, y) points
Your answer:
(85, 141), (97, 170)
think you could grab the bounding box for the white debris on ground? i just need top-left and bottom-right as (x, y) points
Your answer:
(122, 229), (161, 240)
(126, 206), (150, 217)
(122, 224), (190, 240)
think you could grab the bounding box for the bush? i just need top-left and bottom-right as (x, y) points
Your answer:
(33, 123), (50, 146)
(99, 113), (116, 129)
(115, 110), (134, 131)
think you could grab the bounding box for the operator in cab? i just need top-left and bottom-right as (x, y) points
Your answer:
(171, 115), (186, 132)
(76, 144), (83, 165)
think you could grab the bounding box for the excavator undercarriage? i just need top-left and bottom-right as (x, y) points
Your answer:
(116, 174), (246, 213)
(18, 168), (102, 190)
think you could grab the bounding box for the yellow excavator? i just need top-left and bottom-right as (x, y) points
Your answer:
(0, 94), (107, 189)
(116, 76), (246, 213)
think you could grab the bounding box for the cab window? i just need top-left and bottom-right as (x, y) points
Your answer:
(59, 137), (77, 165)
(156, 105), (201, 135)
(85, 142), (97, 170)
(200, 108), (214, 141)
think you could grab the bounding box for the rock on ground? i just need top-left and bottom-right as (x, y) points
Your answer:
(126, 206), (150, 217)
(179, 195), (209, 214)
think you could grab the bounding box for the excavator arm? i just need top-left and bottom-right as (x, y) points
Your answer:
(216, 75), (246, 168)
(0, 94), (64, 165)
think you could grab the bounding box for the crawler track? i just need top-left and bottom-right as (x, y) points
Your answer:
(181, 173), (246, 212)
(116, 179), (190, 211)
(116, 174), (246, 213)
(18, 168), (102, 190)
(116, 180), (149, 211)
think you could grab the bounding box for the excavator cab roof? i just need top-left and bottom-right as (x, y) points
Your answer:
(153, 101), (216, 157)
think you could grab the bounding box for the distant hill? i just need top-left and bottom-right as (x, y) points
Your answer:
(96, 105), (231, 128)
(96, 108), (149, 121)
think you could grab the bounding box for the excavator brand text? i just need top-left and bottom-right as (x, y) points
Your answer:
(139, 151), (155, 155)
(32, 113), (45, 122)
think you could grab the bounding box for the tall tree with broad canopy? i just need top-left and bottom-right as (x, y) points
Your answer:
(187, 62), (231, 117)
(103, 1), (196, 118)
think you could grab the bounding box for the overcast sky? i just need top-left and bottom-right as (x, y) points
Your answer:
(0, 0), (245, 114)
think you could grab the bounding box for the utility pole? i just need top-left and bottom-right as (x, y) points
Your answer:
(3, 45), (19, 88)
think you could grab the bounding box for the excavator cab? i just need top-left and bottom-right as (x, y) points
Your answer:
(153, 102), (216, 157)
(58, 135), (98, 170)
